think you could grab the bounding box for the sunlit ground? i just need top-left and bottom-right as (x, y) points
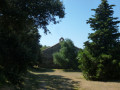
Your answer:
(1, 69), (120, 90)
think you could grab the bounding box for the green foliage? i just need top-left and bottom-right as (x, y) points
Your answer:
(0, 0), (65, 87)
(53, 52), (69, 68)
(78, 0), (120, 80)
(53, 39), (79, 69)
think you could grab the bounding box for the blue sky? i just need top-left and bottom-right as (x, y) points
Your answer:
(39, 0), (120, 48)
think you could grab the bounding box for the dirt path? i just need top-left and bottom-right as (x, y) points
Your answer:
(1, 69), (120, 90)
(29, 69), (120, 90)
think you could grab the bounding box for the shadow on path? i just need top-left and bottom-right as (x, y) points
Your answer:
(30, 68), (55, 73)
(23, 71), (80, 90)
(63, 69), (81, 72)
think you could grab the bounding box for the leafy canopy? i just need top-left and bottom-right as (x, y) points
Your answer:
(53, 39), (79, 69)
(0, 0), (65, 87)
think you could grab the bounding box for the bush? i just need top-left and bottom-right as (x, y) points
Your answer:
(53, 39), (79, 70)
(78, 48), (120, 80)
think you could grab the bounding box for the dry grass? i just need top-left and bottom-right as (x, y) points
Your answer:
(1, 69), (120, 90)
(23, 69), (79, 90)
(29, 69), (120, 90)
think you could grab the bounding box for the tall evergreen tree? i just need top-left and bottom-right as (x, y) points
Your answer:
(78, 0), (120, 80)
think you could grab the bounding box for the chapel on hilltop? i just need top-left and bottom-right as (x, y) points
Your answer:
(41, 37), (79, 68)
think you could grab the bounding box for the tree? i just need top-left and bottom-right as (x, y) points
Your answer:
(0, 0), (65, 86)
(53, 39), (79, 69)
(78, 0), (120, 80)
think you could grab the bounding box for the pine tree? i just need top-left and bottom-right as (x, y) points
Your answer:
(78, 0), (120, 80)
